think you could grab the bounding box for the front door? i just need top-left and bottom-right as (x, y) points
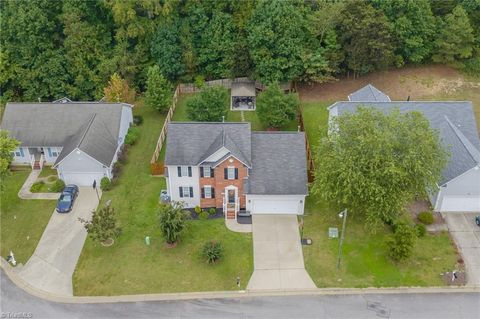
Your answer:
(228, 189), (235, 204)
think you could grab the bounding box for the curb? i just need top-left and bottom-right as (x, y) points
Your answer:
(1, 259), (479, 304)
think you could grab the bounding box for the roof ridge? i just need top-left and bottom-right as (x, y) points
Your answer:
(169, 122), (249, 125)
(252, 131), (304, 134)
(367, 84), (376, 101)
(76, 114), (97, 148)
(444, 116), (480, 163)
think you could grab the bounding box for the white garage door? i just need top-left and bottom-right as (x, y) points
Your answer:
(441, 196), (480, 212)
(61, 172), (104, 187)
(251, 199), (300, 215)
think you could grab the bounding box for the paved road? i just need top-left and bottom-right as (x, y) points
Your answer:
(247, 215), (315, 290)
(444, 212), (480, 286)
(1, 270), (479, 319)
(16, 187), (100, 296)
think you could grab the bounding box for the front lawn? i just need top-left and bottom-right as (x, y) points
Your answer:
(73, 101), (253, 295)
(0, 169), (56, 263)
(302, 195), (458, 287)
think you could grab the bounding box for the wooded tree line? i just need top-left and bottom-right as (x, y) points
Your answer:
(1, 0), (479, 103)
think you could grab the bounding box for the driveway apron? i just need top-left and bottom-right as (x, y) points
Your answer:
(247, 214), (316, 290)
(443, 212), (480, 286)
(17, 187), (100, 296)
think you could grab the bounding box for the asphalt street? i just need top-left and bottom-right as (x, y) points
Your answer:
(1, 271), (479, 319)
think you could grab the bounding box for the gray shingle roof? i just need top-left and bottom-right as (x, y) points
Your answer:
(348, 84), (391, 102)
(331, 101), (480, 185)
(1, 102), (130, 166)
(246, 132), (308, 195)
(165, 122), (252, 166)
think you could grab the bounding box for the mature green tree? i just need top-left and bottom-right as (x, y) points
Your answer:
(61, 0), (114, 100)
(151, 20), (185, 81)
(79, 205), (121, 245)
(247, 0), (307, 83)
(432, 5), (475, 63)
(198, 12), (236, 79)
(145, 65), (172, 113)
(231, 0), (255, 77)
(313, 107), (448, 229)
(0, 131), (20, 187)
(186, 86), (229, 122)
(0, 0), (69, 101)
(256, 84), (298, 129)
(103, 73), (136, 103)
(159, 203), (190, 245)
(337, 1), (394, 77)
(372, 0), (436, 64)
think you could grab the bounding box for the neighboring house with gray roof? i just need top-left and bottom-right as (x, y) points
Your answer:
(1, 100), (133, 186)
(329, 86), (480, 213)
(348, 84), (391, 102)
(165, 122), (308, 219)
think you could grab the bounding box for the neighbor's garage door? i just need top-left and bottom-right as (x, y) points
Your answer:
(251, 199), (300, 215)
(441, 196), (480, 212)
(61, 172), (104, 187)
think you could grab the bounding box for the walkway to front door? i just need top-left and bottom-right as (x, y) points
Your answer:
(247, 214), (316, 290)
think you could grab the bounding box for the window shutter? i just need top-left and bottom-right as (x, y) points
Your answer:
(235, 168), (239, 179)
(188, 166), (192, 177)
(201, 187), (205, 198)
(200, 167), (204, 178)
(212, 187), (215, 198)
(177, 166), (181, 177)
(211, 168), (215, 178)
(224, 168), (228, 179)
(189, 187), (193, 197)
(179, 187), (183, 198)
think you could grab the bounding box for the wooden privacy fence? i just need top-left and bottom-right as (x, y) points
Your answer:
(178, 77), (292, 94)
(297, 110), (315, 183)
(150, 85), (180, 175)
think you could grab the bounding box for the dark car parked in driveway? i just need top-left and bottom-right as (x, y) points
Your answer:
(56, 185), (79, 213)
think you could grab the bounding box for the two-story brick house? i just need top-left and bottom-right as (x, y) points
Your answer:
(165, 122), (308, 220)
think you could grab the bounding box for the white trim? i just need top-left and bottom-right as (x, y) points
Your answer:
(53, 147), (107, 169)
(227, 166), (235, 180)
(210, 154), (251, 169)
(439, 166), (478, 187)
(204, 185), (212, 199)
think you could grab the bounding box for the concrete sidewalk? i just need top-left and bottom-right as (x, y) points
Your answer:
(18, 170), (60, 200)
(247, 215), (316, 291)
(444, 213), (480, 286)
(17, 187), (100, 296)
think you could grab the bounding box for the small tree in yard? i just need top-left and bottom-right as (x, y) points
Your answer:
(202, 240), (224, 263)
(186, 86), (228, 122)
(256, 83), (298, 129)
(159, 203), (190, 246)
(313, 107), (448, 230)
(103, 73), (135, 103)
(79, 205), (121, 246)
(145, 65), (172, 113)
(388, 220), (417, 261)
(0, 130), (19, 188)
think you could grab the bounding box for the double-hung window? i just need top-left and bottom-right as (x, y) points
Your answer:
(204, 186), (212, 198)
(226, 167), (237, 180)
(177, 166), (192, 177)
(203, 166), (211, 178)
(179, 186), (193, 198)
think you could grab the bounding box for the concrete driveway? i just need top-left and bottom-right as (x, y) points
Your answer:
(443, 212), (480, 286)
(17, 187), (100, 296)
(247, 214), (316, 290)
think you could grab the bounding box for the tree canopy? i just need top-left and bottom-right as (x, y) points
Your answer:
(144, 65), (172, 113)
(256, 84), (299, 129)
(312, 107), (448, 229)
(0, 131), (19, 187)
(186, 86), (229, 122)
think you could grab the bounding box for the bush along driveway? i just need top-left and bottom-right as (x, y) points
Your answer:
(73, 103), (253, 296)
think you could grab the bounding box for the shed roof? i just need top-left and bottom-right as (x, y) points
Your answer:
(348, 84), (391, 102)
(231, 82), (256, 97)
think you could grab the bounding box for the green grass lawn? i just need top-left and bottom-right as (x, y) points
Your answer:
(73, 101), (253, 295)
(0, 169), (56, 264)
(38, 166), (57, 178)
(302, 194), (458, 287)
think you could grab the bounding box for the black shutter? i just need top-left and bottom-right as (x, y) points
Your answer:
(189, 187), (193, 197)
(224, 168), (228, 179)
(235, 168), (238, 179)
(179, 187), (183, 198)
(201, 187), (205, 198)
(211, 168), (215, 178)
(177, 166), (181, 177)
(200, 167), (204, 178)
(212, 188), (215, 198)
(188, 166), (192, 177)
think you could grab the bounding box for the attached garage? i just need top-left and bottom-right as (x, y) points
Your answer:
(60, 172), (105, 187)
(440, 196), (480, 213)
(247, 195), (305, 215)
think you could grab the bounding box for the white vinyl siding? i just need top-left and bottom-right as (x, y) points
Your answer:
(434, 167), (480, 212)
(166, 165), (200, 208)
(246, 195), (306, 215)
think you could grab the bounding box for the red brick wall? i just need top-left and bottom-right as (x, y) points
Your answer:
(199, 156), (248, 209)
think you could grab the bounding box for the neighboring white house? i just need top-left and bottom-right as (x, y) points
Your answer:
(328, 84), (480, 213)
(1, 99), (133, 186)
(164, 122), (308, 219)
